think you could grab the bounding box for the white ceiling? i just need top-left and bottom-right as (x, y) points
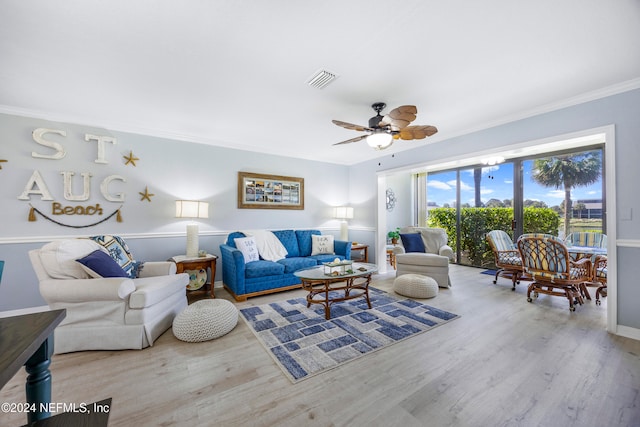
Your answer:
(2, 1), (640, 165)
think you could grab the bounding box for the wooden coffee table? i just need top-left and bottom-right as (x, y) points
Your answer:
(294, 262), (378, 320)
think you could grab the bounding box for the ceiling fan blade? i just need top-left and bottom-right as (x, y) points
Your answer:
(397, 125), (438, 140)
(333, 135), (368, 146)
(378, 105), (418, 130)
(332, 120), (372, 132)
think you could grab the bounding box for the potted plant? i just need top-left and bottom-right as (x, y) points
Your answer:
(387, 227), (401, 244)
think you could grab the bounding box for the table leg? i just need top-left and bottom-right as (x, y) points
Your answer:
(324, 286), (331, 320)
(25, 335), (54, 423)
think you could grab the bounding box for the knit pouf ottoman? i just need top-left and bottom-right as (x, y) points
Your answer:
(393, 274), (439, 299)
(173, 299), (238, 342)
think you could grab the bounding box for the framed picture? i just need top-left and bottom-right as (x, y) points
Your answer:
(238, 172), (304, 210)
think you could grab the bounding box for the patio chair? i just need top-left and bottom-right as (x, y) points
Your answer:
(486, 230), (529, 290)
(592, 255), (607, 306)
(517, 233), (592, 312)
(564, 232), (607, 260)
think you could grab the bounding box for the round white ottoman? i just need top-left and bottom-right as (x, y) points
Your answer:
(173, 299), (238, 342)
(393, 274), (439, 299)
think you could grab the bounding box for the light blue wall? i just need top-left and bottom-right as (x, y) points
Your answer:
(350, 88), (640, 330)
(0, 114), (350, 311)
(385, 173), (413, 234)
(2, 88), (639, 332)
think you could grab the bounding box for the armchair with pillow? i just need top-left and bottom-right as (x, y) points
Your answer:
(393, 227), (454, 288)
(29, 235), (188, 353)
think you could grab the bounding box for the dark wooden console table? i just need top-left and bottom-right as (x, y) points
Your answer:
(0, 309), (66, 424)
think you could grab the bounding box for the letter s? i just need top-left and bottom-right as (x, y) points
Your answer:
(32, 128), (67, 160)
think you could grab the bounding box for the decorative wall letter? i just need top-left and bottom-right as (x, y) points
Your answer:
(85, 134), (117, 164)
(31, 128), (67, 160)
(18, 170), (54, 200)
(61, 171), (92, 201)
(101, 175), (127, 202)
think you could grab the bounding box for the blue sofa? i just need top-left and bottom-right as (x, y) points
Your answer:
(220, 229), (351, 301)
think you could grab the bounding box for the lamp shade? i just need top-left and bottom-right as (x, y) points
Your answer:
(175, 200), (209, 219)
(334, 206), (354, 219)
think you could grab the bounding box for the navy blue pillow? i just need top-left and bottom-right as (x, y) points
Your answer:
(400, 233), (426, 253)
(76, 250), (128, 278)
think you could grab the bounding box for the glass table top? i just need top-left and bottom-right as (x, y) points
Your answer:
(294, 262), (378, 280)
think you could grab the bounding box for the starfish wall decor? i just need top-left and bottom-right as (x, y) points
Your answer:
(139, 186), (154, 202)
(124, 151), (139, 166)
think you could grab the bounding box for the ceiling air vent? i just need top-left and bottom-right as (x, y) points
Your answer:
(306, 69), (338, 89)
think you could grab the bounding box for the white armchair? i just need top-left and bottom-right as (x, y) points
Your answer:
(29, 238), (188, 353)
(394, 227), (454, 288)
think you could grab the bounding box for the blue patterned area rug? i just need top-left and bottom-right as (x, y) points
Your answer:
(239, 287), (459, 383)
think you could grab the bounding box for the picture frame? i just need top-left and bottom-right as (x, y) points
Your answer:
(237, 172), (304, 210)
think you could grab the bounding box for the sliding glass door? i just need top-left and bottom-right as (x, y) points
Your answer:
(425, 162), (515, 267)
(422, 146), (604, 267)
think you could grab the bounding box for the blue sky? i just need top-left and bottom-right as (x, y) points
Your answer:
(427, 160), (603, 208)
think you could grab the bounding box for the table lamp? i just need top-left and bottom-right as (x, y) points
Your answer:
(175, 200), (209, 257)
(334, 206), (354, 241)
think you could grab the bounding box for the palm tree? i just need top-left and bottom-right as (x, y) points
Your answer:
(531, 151), (602, 236)
(473, 167), (482, 207)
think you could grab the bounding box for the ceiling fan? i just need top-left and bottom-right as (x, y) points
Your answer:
(332, 102), (438, 150)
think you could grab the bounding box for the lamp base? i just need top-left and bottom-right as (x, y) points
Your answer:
(186, 224), (199, 257)
(340, 221), (349, 241)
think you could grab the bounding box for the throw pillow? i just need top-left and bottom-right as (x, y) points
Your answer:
(400, 233), (426, 253)
(311, 234), (335, 256)
(90, 235), (140, 278)
(76, 250), (129, 278)
(234, 236), (260, 263)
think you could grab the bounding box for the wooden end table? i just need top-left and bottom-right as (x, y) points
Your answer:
(171, 254), (218, 298)
(350, 243), (369, 263)
(386, 245), (397, 269)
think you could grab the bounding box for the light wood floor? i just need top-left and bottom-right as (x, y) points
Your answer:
(2, 265), (639, 427)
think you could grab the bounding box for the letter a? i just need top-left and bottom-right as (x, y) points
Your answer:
(18, 170), (54, 200)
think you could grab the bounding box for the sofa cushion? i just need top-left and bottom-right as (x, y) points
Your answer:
(400, 233), (426, 253)
(311, 234), (334, 255)
(272, 230), (300, 257)
(309, 254), (346, 264)
(76, 250), (129, 278)
(39, 239), (107, 280)
(234, 236), (260, 263)
(246, 230), (288, 261)
(295, 230), (321, 257)
(244, 260), (285, 278)
(277, 257), (317, 273)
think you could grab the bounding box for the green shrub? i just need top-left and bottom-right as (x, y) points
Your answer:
(427, 207), (560, 266)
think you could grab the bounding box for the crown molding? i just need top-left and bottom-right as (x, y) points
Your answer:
(1, 77), (638, 167)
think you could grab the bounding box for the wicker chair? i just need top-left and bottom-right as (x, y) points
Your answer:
(592, 255), (608, 306)
(564, 232), (607, 261)
(486, 230), (529, 290)
(517, 233), (592, 312)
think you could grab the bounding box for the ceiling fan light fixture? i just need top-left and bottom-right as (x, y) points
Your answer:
(366, 132), (394, 150)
